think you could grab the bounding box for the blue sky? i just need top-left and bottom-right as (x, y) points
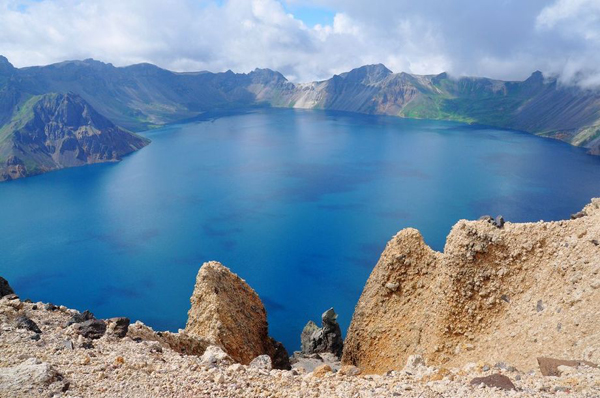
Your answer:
(0, 0), (599, 86)
(282, 3), (335, 27)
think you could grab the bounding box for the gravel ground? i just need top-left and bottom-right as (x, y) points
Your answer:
(1, 297), (599, 397)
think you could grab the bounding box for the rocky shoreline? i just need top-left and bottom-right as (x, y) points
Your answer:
(1, 199), (600, 397)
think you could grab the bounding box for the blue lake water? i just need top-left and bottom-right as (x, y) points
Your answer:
(1, 108), (600, 351)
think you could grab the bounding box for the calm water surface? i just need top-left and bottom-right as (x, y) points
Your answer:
(2, 108), (600, 350)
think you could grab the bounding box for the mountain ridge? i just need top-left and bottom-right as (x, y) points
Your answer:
(1, 57), (600, 180)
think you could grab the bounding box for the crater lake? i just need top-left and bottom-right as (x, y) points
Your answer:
(2, 108), (600, 351)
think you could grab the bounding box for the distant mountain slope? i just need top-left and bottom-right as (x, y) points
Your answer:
(1, 56), (600, 163)
(285, 65), (600, 154)
(6, 58), (293, 131)
(0, 92), (149, 181)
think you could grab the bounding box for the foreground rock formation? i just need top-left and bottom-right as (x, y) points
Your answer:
(343, 199), (600, 374)
(300, 308), (344, 358)
(185, 261), (290, 369)
(2, 201), (600, 395)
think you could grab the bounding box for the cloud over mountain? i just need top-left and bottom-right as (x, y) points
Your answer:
(0, 0), (598, 86)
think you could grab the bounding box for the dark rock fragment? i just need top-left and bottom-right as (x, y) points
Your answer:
(300, 308), (344, 358)
(81, 341), (94, 349)
(44, 303), (58, 311)
(480, 215), (506, 228)
(65, 310), (95, 327)
(0, 276), (14, 297)
(495, 215), (505, 228)
(74, 319), (107, 340)
(536, 300), (544, 312)
(16, 315), (42, 334)
(108, 317), (130, 338)
(537, 357), (598, 376)
(301, 321), (319, 353)
(570, 211), (586, 219)
(266, 337), (291, 370)
(470, 374), (516, 390)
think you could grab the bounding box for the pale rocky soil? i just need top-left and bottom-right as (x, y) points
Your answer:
(1, 297), (599, 397)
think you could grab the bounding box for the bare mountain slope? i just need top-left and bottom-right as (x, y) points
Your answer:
(0, 92), (149, 181)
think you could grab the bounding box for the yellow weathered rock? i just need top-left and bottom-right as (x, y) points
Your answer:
(343, 199), (600, 374)
(185, 261), (287, 367)
(312, 364), (333, 377)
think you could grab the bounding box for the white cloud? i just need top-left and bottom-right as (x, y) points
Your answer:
(535, 0), (600, 87)
(536, 0), (600, 29)
(0, 0), (599, 86)
(331, 13), (359, 35)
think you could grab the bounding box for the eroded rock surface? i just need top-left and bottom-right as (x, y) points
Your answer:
(185, 261), (290, 369)
(343, 199), (600, 374)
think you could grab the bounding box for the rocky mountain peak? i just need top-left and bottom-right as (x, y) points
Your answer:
(81, 58), (113, 68)
(340, 64), (393, 85)
(33, 93), (114, 130)
(431, 72), (449, 85)
(249, 68), (289, 85)
(0, 56), (15, 74)
(525, 70), (544, 85)
(49, 58), (114, 72)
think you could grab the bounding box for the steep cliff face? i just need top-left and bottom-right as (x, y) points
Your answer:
(0, 93), (149, 181)
(343, 199), (600, 374)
